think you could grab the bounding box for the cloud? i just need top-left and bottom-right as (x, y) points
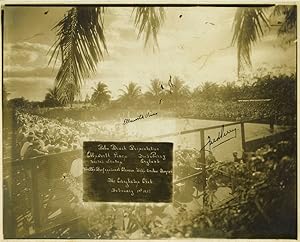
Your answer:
(4, 66), (57, 78)
(4, 41), (59, 79)
(3, 7), (296, 102)
(4, 77), (54, 101)
(4, 42), (51, 62)
(104, 9), (142, 58)
(10, 42), (50, 52)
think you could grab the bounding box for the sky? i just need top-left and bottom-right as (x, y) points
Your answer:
(3, 6), (297, 101)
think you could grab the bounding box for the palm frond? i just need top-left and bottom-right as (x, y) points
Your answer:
(49, 7), (107, 103)
(119, 82), (141, 99)
(278, 6), (296, 36)
(232, 7), (269, 76)
(147, 79), (162, 96)
(58, 82), (78, 104)
(272, 5), (297, 36)
(271, 5), (289, 16)
(91, 81), (111, 104)
(133, 7), (165, 48)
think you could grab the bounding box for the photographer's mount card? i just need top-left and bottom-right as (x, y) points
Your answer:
(83, 142), (173, 203)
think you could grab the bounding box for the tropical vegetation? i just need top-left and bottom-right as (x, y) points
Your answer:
(90, 82), (111, 106)
(47, 6), (296, 105)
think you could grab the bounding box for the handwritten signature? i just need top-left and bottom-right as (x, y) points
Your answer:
(123, 112), (158, 125)
(201, 125), (237, 151)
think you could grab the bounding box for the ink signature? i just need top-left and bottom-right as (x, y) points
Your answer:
(123, 112), (158, 125)
(201, 125), (237, 151)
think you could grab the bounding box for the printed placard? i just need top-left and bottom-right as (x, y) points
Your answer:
(83, 142), (173, 202)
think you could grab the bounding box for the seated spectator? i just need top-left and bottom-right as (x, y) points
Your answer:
(232, 151), (241, 163)
(24, 140), (49, 158)
(20, 135), (34, 159)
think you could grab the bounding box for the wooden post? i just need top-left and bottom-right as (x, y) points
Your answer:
(3, 175), (17, 238)
(241, 122), (246, 152)
(200, 129), (207, 208)
(31, 160), (41, 232)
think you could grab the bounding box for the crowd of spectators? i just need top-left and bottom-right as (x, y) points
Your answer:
(15, 112), (135, 159)
(15, 98), (295, 160)
(16, 111), (88, 159)
(187, 101), (295, 124)
(188, 101), (267, 121)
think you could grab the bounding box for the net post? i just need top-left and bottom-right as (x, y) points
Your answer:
(31, 159), (41, 233)
(3, 168), (17, 238)
(199, 129), (207, 208)
(240, 122), (246, 152)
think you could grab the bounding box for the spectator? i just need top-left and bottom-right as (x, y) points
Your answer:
(24, 140), (48, 158)
(20, 135), (34, 159)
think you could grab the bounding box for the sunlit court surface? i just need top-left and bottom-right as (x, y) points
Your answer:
(2, 4), (297, 240)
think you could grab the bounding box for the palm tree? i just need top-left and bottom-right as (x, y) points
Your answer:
(144, 79), (164, 104)
(168, 76), (190, 109)
(197, 82), (220, 102)
(170, 77), (190, 97)
(91, 82), (111, 106)
(232, 6), (296, 77)
(49, 7), (165, 103)
(218, 82), (241, 102)
(44, 87), (62, 107)
(58, 82), (77, 106)
(118, 82), (141, 107)
(50, 5), (296, 95)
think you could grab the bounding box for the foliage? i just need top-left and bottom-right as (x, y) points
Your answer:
(273, 5), (297, 42)
(232, 6), (296, 76)
(90, 82), (111, 106)
(232, 8), (269, 76)
(49, 5), (296, 98)
(26, 72), (296, 125)
(58, 137), (296, 239)
(7, 95), (297, 239)
(118, 82), (142, 107)
(50, 7), (165, 102)
(151, 137), (296, 239)
(167, 76), (191, 104)
(44, 87), (63, 107)
(144, 79), (164, 105)
(252, 73), (296, 112)
(7, 97), (30, 109)
(192, 82), (221, 102)
(200, 139), (296, 238)
(50, 7), (107, 104)
(218, 82), (242, 102)
(133, 7), (165, 49)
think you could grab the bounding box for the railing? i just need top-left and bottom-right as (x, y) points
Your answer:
(3, 149), (82, 238)
(130, 120), (247, 207)
(3, 117), (295, 238)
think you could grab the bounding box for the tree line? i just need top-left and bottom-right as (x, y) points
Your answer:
(5, 73), (296, 116)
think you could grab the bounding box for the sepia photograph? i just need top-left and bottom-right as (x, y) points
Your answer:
(2, 3), (297, 240)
